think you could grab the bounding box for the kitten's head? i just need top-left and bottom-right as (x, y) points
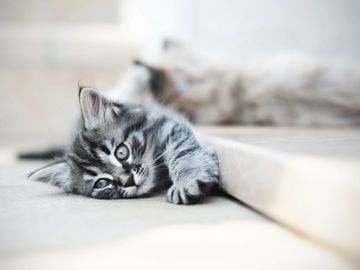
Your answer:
(29, 88), (158, 199)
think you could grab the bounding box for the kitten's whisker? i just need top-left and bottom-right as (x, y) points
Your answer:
(151, 162), (167, 170)
(152, 150), (168, 163)
(153, 149), (168, 160)
(149, 159), (167, 168)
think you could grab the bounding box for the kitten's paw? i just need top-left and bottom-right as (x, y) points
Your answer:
(118, 186), (137, 198)
(166, 180), (214, 205)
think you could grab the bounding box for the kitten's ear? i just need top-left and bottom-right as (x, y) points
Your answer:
(28, 161), (71, 191)
(79, 87), (118, 129)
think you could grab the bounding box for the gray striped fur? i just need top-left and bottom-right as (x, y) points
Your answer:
(29, 88), (220, 204)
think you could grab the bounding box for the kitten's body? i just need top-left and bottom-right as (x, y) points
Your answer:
(108, 47), (360, 126)
(30, 88), (220, 204)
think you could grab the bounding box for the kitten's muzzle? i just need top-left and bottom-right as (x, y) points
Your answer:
(124, 175), (136, 187)
(132, 164), (142, 173)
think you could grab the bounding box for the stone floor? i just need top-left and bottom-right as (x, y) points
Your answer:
(0, 161), (356, 270)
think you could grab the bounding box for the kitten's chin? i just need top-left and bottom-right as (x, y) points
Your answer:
(135, 178), (156, 196)
(134, 169), (156, 196)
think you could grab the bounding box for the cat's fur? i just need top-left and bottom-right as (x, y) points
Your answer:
(29, 88), (220, 204)
(108, 45), (360, 126)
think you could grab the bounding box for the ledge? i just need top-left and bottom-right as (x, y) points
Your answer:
(197, 127), (360, 259)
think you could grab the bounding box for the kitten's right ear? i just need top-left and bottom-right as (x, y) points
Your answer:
(28, 161), (71, 191)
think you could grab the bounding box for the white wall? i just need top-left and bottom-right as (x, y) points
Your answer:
(121, 0), (360, 61)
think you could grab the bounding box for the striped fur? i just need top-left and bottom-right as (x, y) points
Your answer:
(29, 88), (220, 204)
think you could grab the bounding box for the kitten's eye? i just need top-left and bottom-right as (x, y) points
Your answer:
(94, 178), (111, 189)
(115, 143), (129, 161)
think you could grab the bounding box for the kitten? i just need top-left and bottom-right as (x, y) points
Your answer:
(108, 44), (360, 126)
(29, 87), (220, 204)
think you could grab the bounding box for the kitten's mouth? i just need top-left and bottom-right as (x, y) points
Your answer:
(136, 179), (145, 187)
(134, 167), (148, 188)
(123, 174), (146, 188)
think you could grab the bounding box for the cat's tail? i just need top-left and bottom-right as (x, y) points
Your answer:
(18, 147), (65, 160)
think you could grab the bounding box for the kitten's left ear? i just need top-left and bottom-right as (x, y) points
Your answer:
(28, 161), (71, 191)
(79, 87), (120, 129)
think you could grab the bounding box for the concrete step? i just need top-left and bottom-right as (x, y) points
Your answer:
(198, 127), (360, 259)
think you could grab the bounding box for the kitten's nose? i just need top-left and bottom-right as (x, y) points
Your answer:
(124, 175), (136, 187)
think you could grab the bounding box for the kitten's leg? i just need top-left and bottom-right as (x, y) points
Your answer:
(118, 186), (137, 198)
(163, 127), (220, 204)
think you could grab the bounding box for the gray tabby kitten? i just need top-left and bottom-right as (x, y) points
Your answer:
(29, 87), (220, 204)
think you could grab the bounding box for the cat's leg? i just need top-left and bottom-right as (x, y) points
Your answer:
(163, 127), (220, 204)
(118, 186), (137, 198)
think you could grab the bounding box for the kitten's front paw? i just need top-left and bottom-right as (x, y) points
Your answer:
(118, 186), (137, 198)
(166, 180), (213, 205)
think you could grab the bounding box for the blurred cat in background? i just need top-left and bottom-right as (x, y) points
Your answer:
(107, 41), (360, 127)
